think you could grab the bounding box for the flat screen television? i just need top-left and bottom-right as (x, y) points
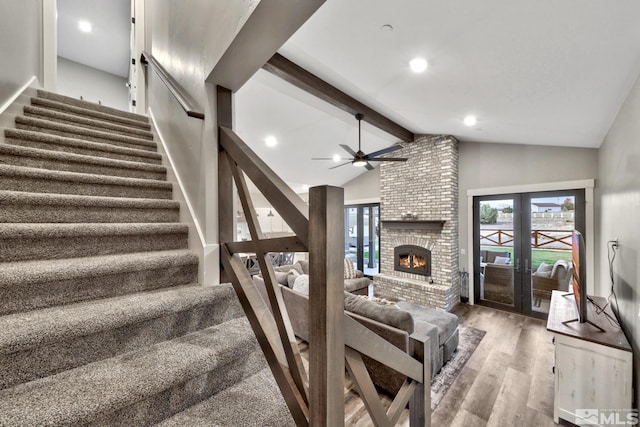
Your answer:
(571, 230), (587, 323)
(563, 230), (604, 331)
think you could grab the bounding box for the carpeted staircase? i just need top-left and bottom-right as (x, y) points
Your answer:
(0, 90), (293, 426)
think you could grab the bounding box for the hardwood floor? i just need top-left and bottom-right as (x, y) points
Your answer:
(299, 303), (557, 426)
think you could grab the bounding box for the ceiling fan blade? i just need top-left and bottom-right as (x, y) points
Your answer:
(370, 157), (408, 162)
(312, 157), (345, 160)
(365, 162), (374, 171)
(366, 144), (403, 159)
(329, 161), (352, 170)
(339, 144), (358, 157)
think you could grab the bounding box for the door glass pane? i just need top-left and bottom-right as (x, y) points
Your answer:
(479, 199), (515, 306)
(345, 207), (358, 267)
(363, 206), (380, 276)
(530, 195), (575, 314)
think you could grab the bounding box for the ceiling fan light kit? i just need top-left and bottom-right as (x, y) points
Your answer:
(312, 113), (408, 170)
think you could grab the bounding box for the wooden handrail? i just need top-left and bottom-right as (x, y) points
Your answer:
(140, 51), (205, 119)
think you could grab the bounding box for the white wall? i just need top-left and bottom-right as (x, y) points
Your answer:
(57, 57), (129, 110)
(343, 167), (380, 204)
(458, 141), (599, 271)
(0, 0), (42, 109)
(597, 71), (640, 406)
(145, 1), (259, 284)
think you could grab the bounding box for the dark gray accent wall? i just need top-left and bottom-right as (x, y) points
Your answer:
(597, 71), (640, 406)
(0, 0), (41, 108)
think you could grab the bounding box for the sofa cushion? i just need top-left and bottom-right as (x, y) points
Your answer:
(344, 292), (413, 334)
(551, 259), (568, 279)
(344, 277), (370, 293)
(274, 271), (291, 286)
(494, 256), (511, 265)
(396, 301), (458, 345)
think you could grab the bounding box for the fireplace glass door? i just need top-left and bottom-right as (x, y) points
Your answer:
(344, 204), (379, 276)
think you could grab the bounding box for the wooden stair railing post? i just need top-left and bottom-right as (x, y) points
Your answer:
(217, 86), (234, 283)
(308, 186), (345, 427)
(409, 333), (431, 426)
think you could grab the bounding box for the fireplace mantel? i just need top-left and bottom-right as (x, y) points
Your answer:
(381, 220), (445, 231)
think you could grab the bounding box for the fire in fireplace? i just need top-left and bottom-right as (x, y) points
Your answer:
(394, 245), (432, 276)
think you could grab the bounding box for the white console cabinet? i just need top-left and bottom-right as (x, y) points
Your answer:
(547, 291), (633, 426)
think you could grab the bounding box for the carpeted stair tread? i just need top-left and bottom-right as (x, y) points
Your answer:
(15, 116), (157, 151)
(0, 222), (189, 261)
(0, 164), (173, 199)
(30, 97), (151, 130)
(0, 317), (264, 427)
(5, 128), (162, 164)
(0, 284), (239, 355)
(0, 143), (167, 180)
(36, 89), (149, 123)
(0, 190), (179, 223)
(25, 104), (153, 140)
(157, 367), (295, 427)
(0, 250), (198, 315)
(0, 249), (197, 287)
(0, 284), (246, 390)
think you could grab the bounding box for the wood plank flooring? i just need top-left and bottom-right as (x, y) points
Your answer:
(299, 303), (557, 426)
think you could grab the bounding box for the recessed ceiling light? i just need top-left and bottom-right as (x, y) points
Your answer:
(409, 57), (428, 73)
(332, 154), (341, 162)
(463, 115), (477, 127)
(265, 136), (277, 147)
(302, 184), (309, 191)
(78, 20), (92, 33)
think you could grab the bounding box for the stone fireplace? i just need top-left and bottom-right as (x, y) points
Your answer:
(374, 135), (459, 310)
(394, 245), (431, 276)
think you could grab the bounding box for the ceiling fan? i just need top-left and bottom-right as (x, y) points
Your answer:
(312, 113), (408, 170)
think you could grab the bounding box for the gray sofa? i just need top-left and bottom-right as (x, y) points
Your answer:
(252, 263), (459, 395)
(270, 260), (370, 295)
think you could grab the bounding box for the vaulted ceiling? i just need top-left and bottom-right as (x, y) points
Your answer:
(58, 0), (640, 191)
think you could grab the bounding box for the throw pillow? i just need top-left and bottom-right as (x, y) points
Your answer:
(290, 262), (305, 275)
(295, 259), (310, 274)
(494, 256), (511, 265)
(292, 274), (310, 295)
(344, 258), (357, 279)
(286, 269), (300, 288)
(533, 262), (552, 278)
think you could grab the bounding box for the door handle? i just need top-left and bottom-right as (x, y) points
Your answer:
(515, 258), (520, 272)
(525, 259), (531, 273)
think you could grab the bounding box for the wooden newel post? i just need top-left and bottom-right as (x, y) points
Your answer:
(308, 186), (345, 427)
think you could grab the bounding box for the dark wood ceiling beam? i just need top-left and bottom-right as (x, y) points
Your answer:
(263, 53), (415, 143)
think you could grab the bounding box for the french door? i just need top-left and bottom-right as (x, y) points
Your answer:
(345, 204), (380, 276)
(473, 190), (585, 318)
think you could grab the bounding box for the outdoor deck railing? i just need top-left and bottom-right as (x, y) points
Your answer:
(480, 229), (573, 250)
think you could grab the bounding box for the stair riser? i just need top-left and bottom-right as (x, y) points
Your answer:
(0, 297), (245, 390)
(37, 90), (149, 123)
(30, 99), (151, 131)
(0, 263), (198, 316)
(0, 174), (173, 199)
(0, 152), (167, 181)
(15, 122), (157, 152)
(0, 204), (179, 223)
(88, 350), (267, 426)
(5, 136), (162, 165)
(0, 232), (188, 262)
(25, 110), (154, 140)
